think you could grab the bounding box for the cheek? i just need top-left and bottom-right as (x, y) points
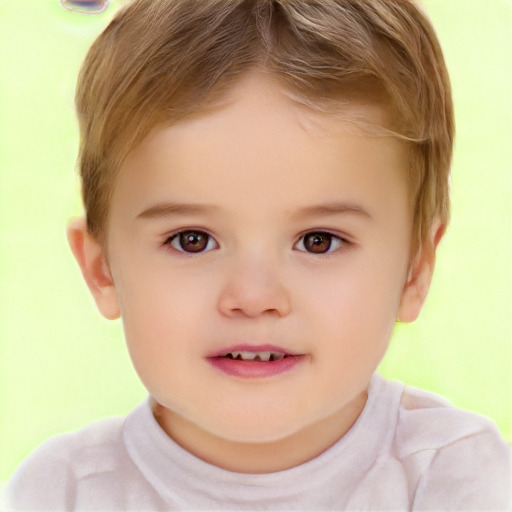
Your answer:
(302, 253), (406, 350)
(112, 262), (214, 373)
(116, 257), (211, 323)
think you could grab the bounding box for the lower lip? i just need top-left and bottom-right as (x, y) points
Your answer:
(207, 355), (305, 378)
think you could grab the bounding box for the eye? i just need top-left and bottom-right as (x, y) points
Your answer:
(165, 230), (218, 254)
(295, 231), (345, 254)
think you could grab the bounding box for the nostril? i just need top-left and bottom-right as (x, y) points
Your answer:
(216, 271), (292, 319)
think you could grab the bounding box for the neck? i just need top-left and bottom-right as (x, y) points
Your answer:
(152, 390), (367, 474)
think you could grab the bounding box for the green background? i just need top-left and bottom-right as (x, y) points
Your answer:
(1, 0), (511, 485)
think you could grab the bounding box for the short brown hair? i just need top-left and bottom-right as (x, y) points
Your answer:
(75, 0), (454, 250)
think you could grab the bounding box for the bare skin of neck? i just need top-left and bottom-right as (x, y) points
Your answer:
(151, 390), (368, 474)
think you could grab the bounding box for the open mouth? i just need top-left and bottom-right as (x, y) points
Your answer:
(207, 345), (303, 377)
(221, 351), (288, 362)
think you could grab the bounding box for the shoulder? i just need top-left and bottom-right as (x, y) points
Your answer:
(4, 415), (128, 511)
(394, 384), (512, 510)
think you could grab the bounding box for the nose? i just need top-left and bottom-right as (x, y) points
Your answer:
(217, 255), (291, 319)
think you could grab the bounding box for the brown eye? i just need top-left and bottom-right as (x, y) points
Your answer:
(168, 231), (217, 253)
(297, 232), (343, 254)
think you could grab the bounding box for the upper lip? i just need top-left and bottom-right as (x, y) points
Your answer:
(207, 344), (298, 358)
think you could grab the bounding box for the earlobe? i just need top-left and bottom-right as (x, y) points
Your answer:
(66, 217), (121, 320)
(397, 223), (445, 323)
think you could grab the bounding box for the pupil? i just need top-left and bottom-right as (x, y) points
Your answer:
(180, 231), (208, 253)
(305, 233), (331, 253)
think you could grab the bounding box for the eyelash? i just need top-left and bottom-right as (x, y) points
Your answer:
(294, 231), (349, 255)
(164, 230), (218, 254)
(163, 230), (350, 255)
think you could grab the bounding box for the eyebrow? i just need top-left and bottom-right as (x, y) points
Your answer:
(136, 201), (371, 221)
(136, 202), (219, 220)
(289, 202), (372, 220)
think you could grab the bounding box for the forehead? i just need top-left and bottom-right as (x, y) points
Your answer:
(111, 71), (408, 220)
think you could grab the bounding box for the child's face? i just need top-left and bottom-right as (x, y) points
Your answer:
(74, 72), (434, 471)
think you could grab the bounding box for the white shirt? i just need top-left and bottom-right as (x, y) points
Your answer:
(4, 374), (511, 510)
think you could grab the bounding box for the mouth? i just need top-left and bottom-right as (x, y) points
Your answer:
(207, 345), (305, 378)
(221, 350), (289, 362)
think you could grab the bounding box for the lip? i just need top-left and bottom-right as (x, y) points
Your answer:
(206, 344), (306, 378)
(207, 344), (296, 358)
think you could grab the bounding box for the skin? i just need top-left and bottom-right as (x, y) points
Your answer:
(68, 71), (440, 474)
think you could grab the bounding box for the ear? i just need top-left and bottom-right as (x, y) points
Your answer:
(397, 222), (445, 323)
(66, 217), (121, 320)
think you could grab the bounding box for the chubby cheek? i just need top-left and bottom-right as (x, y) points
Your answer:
(113, 262), (214, 393)
(305, 255), (405, 372)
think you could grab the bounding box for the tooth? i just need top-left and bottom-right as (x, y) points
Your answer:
(240, 351), (258, 361)
(224, 350), (288, 362)
(258, 351), (272, 362)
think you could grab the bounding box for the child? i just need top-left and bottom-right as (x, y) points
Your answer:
(5, 0), (511, 509)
